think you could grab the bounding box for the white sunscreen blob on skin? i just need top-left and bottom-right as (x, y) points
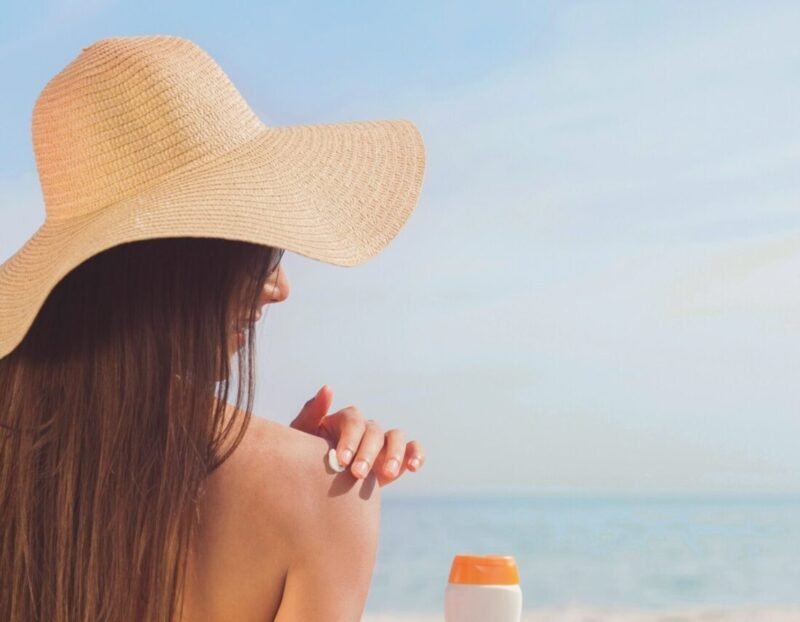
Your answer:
(327, 448), (346, 472)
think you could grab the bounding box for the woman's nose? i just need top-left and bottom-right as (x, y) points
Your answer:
(261, 265), (290, 305)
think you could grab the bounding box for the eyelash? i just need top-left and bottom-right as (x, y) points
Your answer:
(247, 251), (284, 281)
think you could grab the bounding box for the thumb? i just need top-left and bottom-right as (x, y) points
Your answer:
(290, 385), (334, 434)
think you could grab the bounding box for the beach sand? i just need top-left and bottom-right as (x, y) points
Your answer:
(363, 607), (800, 621)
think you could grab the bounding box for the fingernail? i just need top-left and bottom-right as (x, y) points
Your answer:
(341, 449), (354, 465)
(353, 459), (369, 477)
(385, 458), (400, 475)
(327, 448), (346, 473)
(409, 457), (421, 470)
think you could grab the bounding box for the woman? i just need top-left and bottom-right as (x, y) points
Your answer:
(0, 35), (427, 621)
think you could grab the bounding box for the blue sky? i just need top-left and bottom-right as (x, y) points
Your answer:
(2, 1), (800, 495)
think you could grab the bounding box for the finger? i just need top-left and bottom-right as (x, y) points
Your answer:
(405, 440), (425, 472)
(290, 385), (333, 434)
(350, 419), (384, 479)
(325, 407), (366, 467)
(372, 429), (406, 480)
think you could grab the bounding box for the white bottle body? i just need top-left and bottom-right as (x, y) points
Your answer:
(444, 583), (522, 622)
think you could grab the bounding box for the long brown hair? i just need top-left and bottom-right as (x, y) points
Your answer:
(0, 236), (283, 621)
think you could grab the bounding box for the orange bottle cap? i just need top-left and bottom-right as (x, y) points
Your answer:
(448, 554), (520, 585)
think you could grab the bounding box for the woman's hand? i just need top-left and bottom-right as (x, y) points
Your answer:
(289, 385), (425, 487)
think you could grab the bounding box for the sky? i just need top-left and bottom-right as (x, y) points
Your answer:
(1, 1), (800, 496)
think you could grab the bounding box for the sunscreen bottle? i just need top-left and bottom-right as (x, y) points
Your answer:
(444, 554), (522, 622)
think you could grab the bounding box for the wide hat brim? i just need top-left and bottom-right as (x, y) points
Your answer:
(0, 117), (426, 359)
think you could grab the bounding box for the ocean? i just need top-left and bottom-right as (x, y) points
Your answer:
(363, 494), (800, 616)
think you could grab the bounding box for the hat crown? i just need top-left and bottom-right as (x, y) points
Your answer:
(32, 35), (265, 221)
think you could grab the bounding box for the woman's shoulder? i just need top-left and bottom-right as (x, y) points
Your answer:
(184, 414), (348, 619)
(187, 410), (381, 621)
(231, 415), (381, 539)
(201, 414), (330, 556)
(204, 411), (381, 562)
(244, 417), (383, 621)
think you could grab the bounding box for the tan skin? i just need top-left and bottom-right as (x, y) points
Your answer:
(179, 261), (426, 621)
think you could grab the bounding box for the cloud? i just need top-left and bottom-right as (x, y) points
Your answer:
(663, 231), (800, 324)
(410, 1), (800, 246)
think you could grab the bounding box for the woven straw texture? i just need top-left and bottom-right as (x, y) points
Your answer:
(0, 35), (426, 359)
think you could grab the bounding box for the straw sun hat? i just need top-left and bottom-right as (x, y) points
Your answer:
(0, 34), (426, 359)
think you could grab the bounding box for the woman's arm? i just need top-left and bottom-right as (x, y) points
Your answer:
(273, 448), (381, 621)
